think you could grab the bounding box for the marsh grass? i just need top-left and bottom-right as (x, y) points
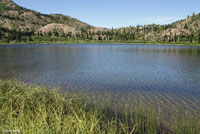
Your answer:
(0, 79), (199, 134)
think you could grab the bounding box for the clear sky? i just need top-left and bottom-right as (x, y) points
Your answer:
(13, 0), (200, 28)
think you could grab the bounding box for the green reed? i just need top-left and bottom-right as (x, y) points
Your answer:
(0, 79), (199, 134)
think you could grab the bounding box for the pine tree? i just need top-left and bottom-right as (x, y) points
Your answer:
(198, 30), (200, 43)
(48, 31), (52, 36)
(40, 32), (43, 36)
(174, 33), (177, 42)
(54, 31), (59, 37)
(67, 32), (72, 38)
(98, 35), (102, 41)
(189, 33), (194, 43)
(184, 24), (188, 29)
(61, 32), (65, 37)
(16, 30), (22, 42)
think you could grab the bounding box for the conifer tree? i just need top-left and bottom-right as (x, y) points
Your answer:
(48, 31), (52, 36)
(16, 30), (22, 42)
(198, 30), (200, 43)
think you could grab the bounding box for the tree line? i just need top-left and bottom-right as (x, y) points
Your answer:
(1, 26), (200, 44)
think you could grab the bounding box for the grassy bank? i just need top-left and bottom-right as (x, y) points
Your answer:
(0, 37), (200, 46)
(0, 79), (199, 134)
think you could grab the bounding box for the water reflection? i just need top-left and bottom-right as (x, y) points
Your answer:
(0, 44), (200, 117)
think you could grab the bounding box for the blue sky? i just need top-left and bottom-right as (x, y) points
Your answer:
(13, 0), (200, 28)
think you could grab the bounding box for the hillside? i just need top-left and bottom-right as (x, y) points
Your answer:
(115, 14), (200, 43)
(0, 0), (93, 32)
(0, 0), (200, 45)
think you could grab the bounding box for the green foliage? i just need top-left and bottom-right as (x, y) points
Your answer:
(198, 30), (200, 43)
(0, 1), (200, 45)
(0, 79), (200, 134)
(0, 3), (8, 13)
(184, 24), (188, 29)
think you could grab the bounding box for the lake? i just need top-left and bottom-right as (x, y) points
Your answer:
(0, 44), (200, 117)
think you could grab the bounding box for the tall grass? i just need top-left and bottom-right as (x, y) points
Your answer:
(0, 79), (199, 134)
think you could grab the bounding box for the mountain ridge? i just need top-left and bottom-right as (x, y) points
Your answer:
(0, 0), (200, 45)
(0, 0), (95, 32)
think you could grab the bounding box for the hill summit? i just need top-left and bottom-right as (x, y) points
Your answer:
(0, 0), (200, 45)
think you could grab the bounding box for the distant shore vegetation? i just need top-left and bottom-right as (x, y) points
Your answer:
(1, 1), (200, 46)
(0, 25), (200, 46)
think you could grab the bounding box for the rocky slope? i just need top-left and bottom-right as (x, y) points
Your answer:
(0, 0), (94, 33)
(0, 0), (200, 44)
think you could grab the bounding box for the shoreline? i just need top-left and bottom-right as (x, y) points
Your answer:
(0, 40), (200, 47)
(0, 79), (199, 134)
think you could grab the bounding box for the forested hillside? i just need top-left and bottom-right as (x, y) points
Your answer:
(0, 0), (200, 45)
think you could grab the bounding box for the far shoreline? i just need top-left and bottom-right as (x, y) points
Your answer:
(0, 40), (200, 47)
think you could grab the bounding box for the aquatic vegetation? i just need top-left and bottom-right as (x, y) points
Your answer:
(0, 79), (199, 134)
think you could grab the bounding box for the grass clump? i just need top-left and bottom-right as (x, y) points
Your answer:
(0, 79), (199, 134)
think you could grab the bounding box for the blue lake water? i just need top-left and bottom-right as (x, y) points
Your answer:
(0, 44), (200, 116)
